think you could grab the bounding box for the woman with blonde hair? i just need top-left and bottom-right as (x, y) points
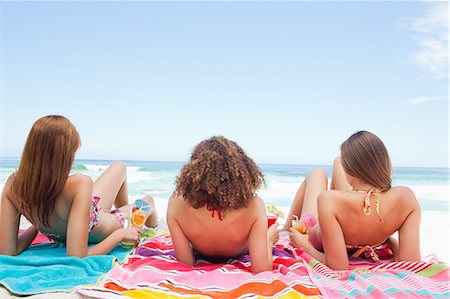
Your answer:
(0, 115), (157, 257)
(285, 131), (421, 270)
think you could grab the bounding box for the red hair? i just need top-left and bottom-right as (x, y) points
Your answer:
(11, 115), (80, 226)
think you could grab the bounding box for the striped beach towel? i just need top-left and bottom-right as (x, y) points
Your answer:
(77, 233), (449, 298)
(303, 253), (449, 298)
(77, 233), (321, 298)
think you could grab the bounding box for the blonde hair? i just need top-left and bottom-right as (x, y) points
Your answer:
(11, 115), (80, 226)
(175, 136), (265, 211)
(341, 131), (392, 192)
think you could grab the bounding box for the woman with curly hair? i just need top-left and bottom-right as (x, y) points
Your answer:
(167, 136), (279, 274)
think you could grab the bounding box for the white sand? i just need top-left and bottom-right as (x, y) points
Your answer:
(420, 211), (449, 262)
(0, 199), (448, 298)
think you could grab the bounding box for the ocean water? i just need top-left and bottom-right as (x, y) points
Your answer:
(0, 159), (448, 212)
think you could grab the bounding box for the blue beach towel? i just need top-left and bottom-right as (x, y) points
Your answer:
(0, 242), (132, 295)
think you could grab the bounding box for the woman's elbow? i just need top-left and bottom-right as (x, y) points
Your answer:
(67, 248), (88, 258)
(0, 247), (18, 256)
(326, 256), (349, 270)
(328, 262), (349, 271)
(0, 240), (17, 255)
(251, 261), (272, 274)
(67, 253), (87, 258)
(176, 255), (195, 267)
(398, 252), (421, 263)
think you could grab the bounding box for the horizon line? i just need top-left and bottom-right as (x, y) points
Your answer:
(0, 157), (448, 170)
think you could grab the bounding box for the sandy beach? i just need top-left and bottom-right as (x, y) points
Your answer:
(419, 211), (449, 263)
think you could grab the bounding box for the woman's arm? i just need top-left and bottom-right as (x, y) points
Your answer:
(65, 175), (94, 257)
(86, 227), (140, 256)
(397, 188), (421, 262)
(248, 198), (272, 274)
(267, 222), (280, 258)
(66, 175), (141, 257)
(387, 236), (399, 261)
(0, 188), (20, 255)
(317, 193), (349, 270)
(0, 178), (37, 255)
(17, 226), (39, 254)
(166, 195), (195, 266)
(289, 228), (326, 263)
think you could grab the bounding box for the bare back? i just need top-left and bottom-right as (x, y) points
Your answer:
(318, 186), (421, 269)
(326, 187), (418, 245)
(4, 174), (93, 243)
(168, 194), (262, 257)
(167, 193), (271, 273)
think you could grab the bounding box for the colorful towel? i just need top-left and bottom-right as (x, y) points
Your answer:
(286, 234), (449, 298)
(296, 252), (449, 298)
(78, 232), (450, 299)
(0, 232), (133, 295)
(77, 233), (321, 298)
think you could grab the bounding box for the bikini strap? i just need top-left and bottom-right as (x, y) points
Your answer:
(206, 200), (223, 221)
(363, 189), (384, 223)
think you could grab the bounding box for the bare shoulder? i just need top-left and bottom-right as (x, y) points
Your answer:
(248, 196), (266, 215)
(2, 174), (15, 197)
(67, 173), (93, 185)
(390, 186), (415, 196)
(63, 174), (93, 201)
(2, 175), (22, 209)
(244, 196), (266, 225)
(318, 190), (343, 208)
(168, 192), (185, 206)
(389, 186), (420, 208)
(321, 189), (346, 198)
(65, 173), (92, 191)
(167, 193), (187, 216)
(251, 196), (265, 209)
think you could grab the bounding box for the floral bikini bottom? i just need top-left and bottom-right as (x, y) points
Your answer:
(346, 240), (393, 261)
(88, 196), (127, 231)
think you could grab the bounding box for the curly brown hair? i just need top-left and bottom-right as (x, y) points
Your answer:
(175, 136), (265, 212)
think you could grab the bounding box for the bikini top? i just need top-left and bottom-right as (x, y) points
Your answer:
(345, 189), (390, 261)
(205, 199), (223, 221)
(11, 197), (66, 242)
(351, 188), (384, 223)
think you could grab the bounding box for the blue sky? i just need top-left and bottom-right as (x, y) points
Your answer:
(1, 1), (448, 167)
